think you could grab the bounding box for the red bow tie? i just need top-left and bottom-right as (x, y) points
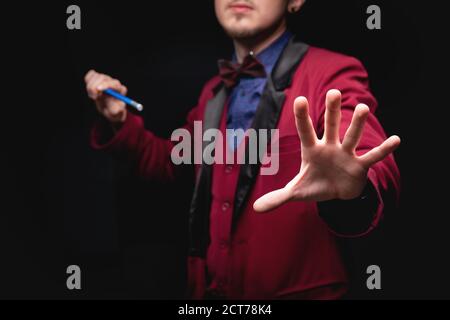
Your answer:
(218, 53), (267, 89)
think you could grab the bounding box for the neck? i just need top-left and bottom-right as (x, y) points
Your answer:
(233, 21), (287, 63)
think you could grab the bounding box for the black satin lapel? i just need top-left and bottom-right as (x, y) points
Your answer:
(232, 79), (286, 229)
(232, 37), (309, 229)
(272, 37), (310, 91)
(203, 86), (228, 146)
(188, 85), (227, 257)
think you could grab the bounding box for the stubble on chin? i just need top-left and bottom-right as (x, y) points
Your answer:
(224, 25), (262, 41)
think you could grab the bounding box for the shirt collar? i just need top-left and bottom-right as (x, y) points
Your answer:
(232, 30), (293, 76)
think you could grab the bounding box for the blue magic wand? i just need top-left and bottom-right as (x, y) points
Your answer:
(103, 89), (144, 112)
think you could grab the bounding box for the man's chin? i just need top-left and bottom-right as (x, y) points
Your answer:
(224, 26), (261, 41)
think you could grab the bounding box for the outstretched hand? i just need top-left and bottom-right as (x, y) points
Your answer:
(253, 89), (400, 213)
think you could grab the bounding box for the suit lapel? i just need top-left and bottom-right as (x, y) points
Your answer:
(188, 85), (227, 257)
(202, 86), (228, 148)
(232, 37), (309, 229)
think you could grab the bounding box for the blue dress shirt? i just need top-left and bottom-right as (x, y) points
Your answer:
(227, 31), (292, 149)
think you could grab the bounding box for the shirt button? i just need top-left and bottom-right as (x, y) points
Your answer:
(222, 202), (231, 212)
(225, 165), (233, 174)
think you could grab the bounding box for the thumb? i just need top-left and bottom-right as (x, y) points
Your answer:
(253, 188), (293, 213)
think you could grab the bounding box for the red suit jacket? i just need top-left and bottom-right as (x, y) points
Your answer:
(91, 37), (400, 299)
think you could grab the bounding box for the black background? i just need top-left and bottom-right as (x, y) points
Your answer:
(1, 0), (449, 299)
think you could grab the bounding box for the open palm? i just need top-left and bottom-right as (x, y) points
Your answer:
(253, 89), (401, 213)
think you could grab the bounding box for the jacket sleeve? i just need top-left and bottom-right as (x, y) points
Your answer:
(312, 54), (401, 237)
(90, 104), (199, 183)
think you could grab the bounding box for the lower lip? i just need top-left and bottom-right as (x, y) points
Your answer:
(230, 5), (253, 13)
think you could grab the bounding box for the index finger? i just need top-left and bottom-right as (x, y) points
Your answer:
(84, 69), (97, 83)
(294, 96), (317, 148)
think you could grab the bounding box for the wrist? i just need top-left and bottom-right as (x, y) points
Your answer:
(110, 111), (127, 132)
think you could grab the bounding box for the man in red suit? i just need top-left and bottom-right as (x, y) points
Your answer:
(85, 0), (400, 299)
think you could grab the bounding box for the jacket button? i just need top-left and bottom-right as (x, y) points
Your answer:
(225, 165), (233, 174)
(222, 202), (231, 212)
